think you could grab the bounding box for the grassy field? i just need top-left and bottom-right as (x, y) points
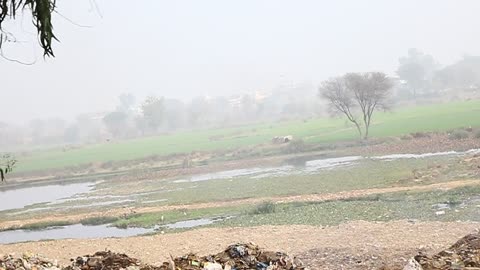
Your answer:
(15, 100), (480, 173)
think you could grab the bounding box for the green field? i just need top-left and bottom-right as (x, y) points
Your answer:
(15, 100), (480, 173)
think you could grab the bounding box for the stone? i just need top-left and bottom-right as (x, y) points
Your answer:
(403, 258), (423, 270)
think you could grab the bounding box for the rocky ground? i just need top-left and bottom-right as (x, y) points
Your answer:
(1, 221), (479, 269)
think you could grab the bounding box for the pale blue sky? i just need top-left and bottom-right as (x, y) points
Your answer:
(0, 0), (479, 122)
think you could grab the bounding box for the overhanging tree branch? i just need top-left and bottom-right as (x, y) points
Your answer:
(0, 0), (57, 57)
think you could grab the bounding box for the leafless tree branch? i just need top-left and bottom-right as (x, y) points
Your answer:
(320, 72), (393, 139)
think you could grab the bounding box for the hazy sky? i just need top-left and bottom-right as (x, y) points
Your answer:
(0, 0), (479, 123)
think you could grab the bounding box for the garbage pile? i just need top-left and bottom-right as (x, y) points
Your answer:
(1, 243), (307, 270)
(65, 251), (141, 270)
(409, 232), (480, 270)
(166, 243), (307, 270)
(0, 253), (61, 270)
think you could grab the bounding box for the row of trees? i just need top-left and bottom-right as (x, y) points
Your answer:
(101, 87), (321, 139)
(68, 73), (393, 144)
(396, 49), (480, 98)
(0, 85), (321, 149)
(95, 52), (480, 139)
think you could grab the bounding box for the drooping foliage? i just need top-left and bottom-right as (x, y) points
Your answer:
(0, 0), (57, 57)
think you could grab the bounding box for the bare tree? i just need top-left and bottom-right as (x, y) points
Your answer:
(0, 154), (16, 182)
(320, 77), (363, 138)
(320, 72), (393, 139)
(346, 72), (393, 139)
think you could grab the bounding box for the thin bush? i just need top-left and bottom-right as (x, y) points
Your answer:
(251, 201), (277, 215)
(449, 130), (469, 140)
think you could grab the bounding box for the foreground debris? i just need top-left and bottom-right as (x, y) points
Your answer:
(1, 243), (307, 270)
(168, 243), (307, 270)
(0, 252), (61, 270)
(409, 232), (480, 270)
(65, 251), (141, 270)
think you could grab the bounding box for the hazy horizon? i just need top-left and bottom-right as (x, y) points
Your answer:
(1, 0), (479, 123)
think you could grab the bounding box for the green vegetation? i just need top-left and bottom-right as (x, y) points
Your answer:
(251, 201), (277, 215)
(3, 169), (478, 232)
(139, 157), (463, 206)
(112, 206), (248, 229)
(14, 221), (74, 231)
(86, 158), (435, 209)
(14, 100), (480, 173)
(79, 216), (120, 226)
(145, 158), (466, 211)
(0, 0), (57, 57)
(3, 151), (478, 231)
(1, 154), (468, 228)
(81, 184), (480, 231)
(214, 185), (480, 228)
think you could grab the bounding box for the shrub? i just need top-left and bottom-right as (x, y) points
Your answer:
(80, 216), (119, 226)
(285, 139), (306, 154)
(474, 130), (480, 139)
(449, 130), (469, 140)
(411, 132), (429, 138)
(20, 221), (73, 231)
(251, 201), (277, 215)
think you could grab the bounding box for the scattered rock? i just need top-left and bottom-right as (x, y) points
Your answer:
(403, 258), (423, 270)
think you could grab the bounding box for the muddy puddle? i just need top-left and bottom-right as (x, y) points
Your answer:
(173, 156), (363, 183)
(164, 216), (232, 229)
(0, 217), (229, 244)
(0, 182), (96, 212)
(0, 224), (154, 244)
(173, 149), (479, 183)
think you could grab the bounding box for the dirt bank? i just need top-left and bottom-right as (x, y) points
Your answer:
(1, 220), (479, 269)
